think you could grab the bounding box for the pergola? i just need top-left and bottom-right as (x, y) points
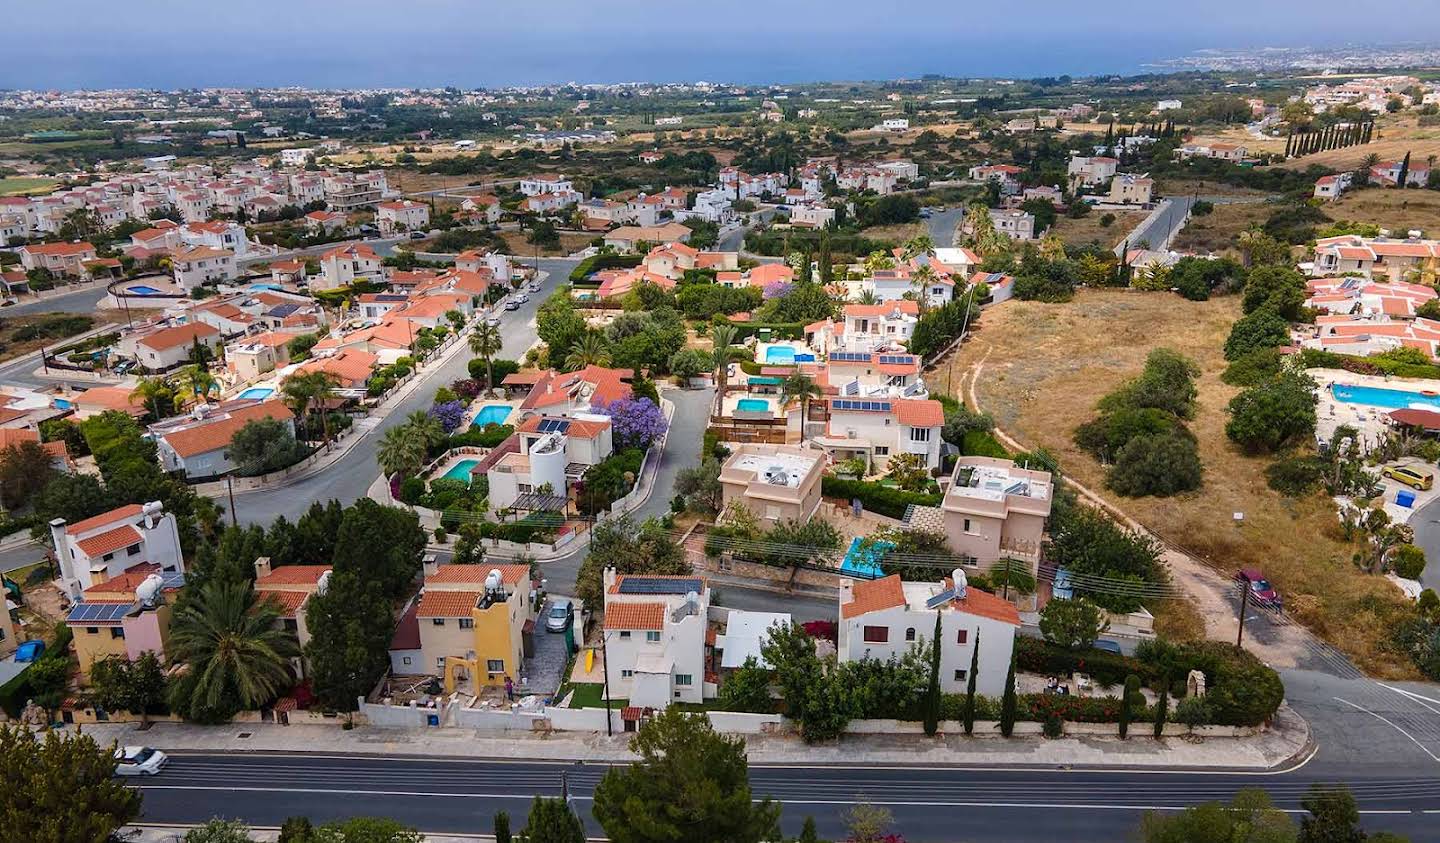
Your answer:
(509, 492), (569, 513)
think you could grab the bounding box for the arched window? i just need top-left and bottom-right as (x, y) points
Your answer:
(905, 627), (916, 642)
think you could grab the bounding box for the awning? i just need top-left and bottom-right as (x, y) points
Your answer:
(1389, 408), (1440, 430)
(746, 376), (782, 385)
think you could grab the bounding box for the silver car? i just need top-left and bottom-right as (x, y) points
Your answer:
(545, 599), (573, 633)
(114, 746), (168, 776)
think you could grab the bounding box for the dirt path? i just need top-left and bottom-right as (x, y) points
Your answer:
(964, 351), (1315, 670)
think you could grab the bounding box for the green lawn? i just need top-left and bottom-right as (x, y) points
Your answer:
(563, 682), (627, 710)
(0, 177), (60, 197)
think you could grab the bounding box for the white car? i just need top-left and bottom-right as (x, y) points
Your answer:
(114, 746), (168, 776)
(516, 293), (530, 304)
(486, 316), (502, 328)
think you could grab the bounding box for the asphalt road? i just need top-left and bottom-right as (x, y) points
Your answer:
(1409, 495), (1440, 595)
(1118, 196), (1197, 255)
(129, 744), (1439, 842)
(925, 206), (966, 247)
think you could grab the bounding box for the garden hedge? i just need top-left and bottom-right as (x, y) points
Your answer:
(820, 476), (942, 519)
(568, 253), (642, 284)
(725, 321), (807, 342)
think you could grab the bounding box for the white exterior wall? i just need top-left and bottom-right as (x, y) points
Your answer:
(51, 510), (185, 598)
(838, 605), (1016, 697)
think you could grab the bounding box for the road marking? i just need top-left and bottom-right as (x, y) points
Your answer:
(1379, 683), (1440, 709)
(1334, 696), (1440, 763)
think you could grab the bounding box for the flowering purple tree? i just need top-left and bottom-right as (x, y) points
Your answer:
(428, 399), (466, 434)
(600, 397), (667, 450)
(763, 281), (794, 300)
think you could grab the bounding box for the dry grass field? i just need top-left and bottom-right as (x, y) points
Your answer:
(497, 230), (595, 258)
(942, 289), (1418, 677)
(1276, 117), (1440, 173)
(1047, 210), (1146, 250)
(1326, 188), (1440, 237)
(859, 222), (929, 244)
(1171, 202), (1275, 255)
(1188, 125), (1287, 156)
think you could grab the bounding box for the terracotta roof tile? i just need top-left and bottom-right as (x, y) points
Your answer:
(416, 590), (481, 618)
(159, 399), (293, 458)
(255, 564), (332, 587)
(426, 564), (530, 586)
(604, 602), (666, 631)
(66, 503), (145, 536)
(895, 399), (944, 427)
(841, 575), (907, 619)
(75, 525), (143, 558)
(257, 590), (310, 619)
(945, 579), (1022, 626)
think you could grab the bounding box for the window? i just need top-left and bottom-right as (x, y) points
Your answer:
(645, 631), (661, 643)
(963, 518), (976, 534)
(127, 545), (141, 556)
(86, 627), (98, 635)
(486, 659), (505, 674)
(432, 618), (445, 626)
(459, 618), (474, 630)
(436, 657), (446, 670)
(102, 552), (114, 562)
(284, 619), (298, 632)
(619, 630), (631, 639)
(765, 505), (782, 521)
(620, 669), (634, 678)
(874, 446), (890, 456)
(954, 669), (968, 682)
(910, 427), (931, 442)
(863, 625), (889, 643)
(402, 656), (412, 666)
(905, 627), (916, 642)
(956, 629), (969, 645)
(518, 483), (533, 494)
(675, 673), (693, 686)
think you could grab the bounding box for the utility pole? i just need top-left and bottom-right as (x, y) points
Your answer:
(601, 632), (613, 736)
(226, 474), (238, 527)
(1235, 582), (1249, 650)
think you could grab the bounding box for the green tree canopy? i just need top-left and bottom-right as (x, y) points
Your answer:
(0, 725), (142, 843)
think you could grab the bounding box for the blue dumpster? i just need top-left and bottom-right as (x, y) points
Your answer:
(1397, 489), (1417, 509)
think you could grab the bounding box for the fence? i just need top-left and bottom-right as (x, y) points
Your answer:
(188, 424), (360, 495)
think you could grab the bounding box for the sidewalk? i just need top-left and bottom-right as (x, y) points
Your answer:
(74, 702), (1310, 771)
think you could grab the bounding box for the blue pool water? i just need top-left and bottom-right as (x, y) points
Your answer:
(472, 404), (512, 427)
(126, 285), (164, 296)
(440, 458), (481, 483)
(53, 399), (72, 409)
(840, 536), (892, 579)
(249, 283), (282, 291)
(736, 398), (771, 413)
(238, 387), (274, 400)
(1330, 383), (1440, 411)
(763, 346), (815, 364)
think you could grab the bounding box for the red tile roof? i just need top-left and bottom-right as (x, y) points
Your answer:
(604, 602), (666, 630)
(255, 564), (331, 588)
(75, 525), (143, 558)
(66, 503), (144, 536)
(415, 590), (481, 618)
(23, 241), (95, 257)
(159, 399), (293, 458)
(257, 590), (310, 619)
(944, 578), (1022, 626)
(841, 575), (907, 619)
(137, 322), (220, 351)
(518, 415), (610, 439)
(425, 564), (530, 587)
(389, 601), (421, 651)
(895, 399), (944, 427)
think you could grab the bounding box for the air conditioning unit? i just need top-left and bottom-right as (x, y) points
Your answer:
(846, 429), (857, 439)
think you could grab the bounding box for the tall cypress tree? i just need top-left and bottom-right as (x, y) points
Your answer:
(923, 611), (942, 736)
(493, 811), (511, 843)
(1119, 674), (1139, 739)
(1398, 150), (1412, 189)
(1153, 681), (1170, 739)
(962, 631), (980, 736)
(1284, 128), (1294, 158)
(818, 231), (833, 285)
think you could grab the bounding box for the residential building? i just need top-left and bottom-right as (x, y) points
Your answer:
(791, 205), (836, 228)
(322, 171), (388, 211)
(1314, 172), (1355, 201)
(49, 502), (185, 599)
(1157, 99), (1183, 111)
(226, 332), (294, 381)
(66, 569), (183, 683)
(1311, 234), (1440, 283)
(718, 443), (824, 524)
(304, 210), (348, 234)
(994, 210), (1036, 241)
(1066, 156), (1118, 189)
(524, 190), (582, 214)
(602, 222), (694, 252)
(486, 414), (613, 511)
(253, 558), (330, 680)
(171, 245), (238, 291)
(602, 569), (711, 707)
(881, 118), (910, 132)
(837, 571), (1018, 697)
(456, 249), (511, 282)
(151, 399), (295, 478)
(130, 321), (222, 371)
(1371, 160), (1432, 188)
(1304, 275), (1437, 318)
(295, 348), (380, 390)
(519, 174), (574, 196)
(19, 241), (97, 277)
(1305, 313), (1440, 357)
(940, 456), (1053, 570)
(806, 300), (921, 356)
(517, 365), (633, 416)
(1109, 174), (1154, 205)
(416, 564), (535, 691)
(317, 243), (386, 291)
(968, 164), (1024, 192)
(179, 220), (255, 258)
(268, 259), (308, 286)
(376, 200), (431, 235)
(823, 351), (927, 400)
(1178, 143), (1246, 162)
(817, 397), (944, 472)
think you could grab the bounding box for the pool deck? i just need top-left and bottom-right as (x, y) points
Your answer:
(432, 453), (483, 484)
(1312, 367), (1440, 451)
(465, 400), (519, 428)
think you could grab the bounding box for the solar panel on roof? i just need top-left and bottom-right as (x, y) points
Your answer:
(266, 303), (300, 317)
(925, 588), (957, 610)
(617, 577), (703, 595)
(878, 355), (914, 365)
(830, 352), (869, 362)
(538, 418), (571, 434)
(68, 602), (134, 623)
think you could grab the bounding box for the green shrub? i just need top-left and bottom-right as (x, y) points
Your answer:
(820, 476), (941, 519)
(1223, 307), (1290, 361)
(724, 321), (806, 342)
(398, 476), (425, 504)
(1221, 347), (1283, 387)
(960, 430), (1009, 458)
(1265, 455), (1325, 497)
(1106, 432), (1202, 497)
(1014, 635), (1140, 688)
(1393, 544), (1427, 580)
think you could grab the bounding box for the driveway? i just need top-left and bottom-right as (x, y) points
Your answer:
(526, 600), (571, 700)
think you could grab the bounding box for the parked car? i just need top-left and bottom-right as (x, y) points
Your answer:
(546, 599), (573, 633)
(515, 293), (530, 304)
(1383, 465), (1434, 490)
(527, 282), (542, 293)
(358, 224), (379, 236)
(486, 315), (502, 327)
(408, 231), (426, 240)
(1092, 639), (1123, 655)
(504, 299), (521, 311)
(1235, 568), (1282, 611)
(114, 746), (168, 776)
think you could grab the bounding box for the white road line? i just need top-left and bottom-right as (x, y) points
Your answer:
(1334, 696), (1440, 764)
(1379, 683), (1440, 711)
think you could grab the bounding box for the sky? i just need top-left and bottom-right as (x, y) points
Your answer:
(8, 1), (1440, 90)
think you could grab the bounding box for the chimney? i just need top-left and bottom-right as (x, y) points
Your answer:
(603, 565), (618, 593)
(49, 517), (70, 583)
(253, 556), (272, 580)
(422, 554), (439, 578)
(838, 577), (855, 605)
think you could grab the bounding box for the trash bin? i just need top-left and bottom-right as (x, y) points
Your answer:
(1397, 489), (1417, 509)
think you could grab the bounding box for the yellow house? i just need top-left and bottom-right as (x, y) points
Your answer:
(65, 570), (179, 682)
(415, 564), (534, 692)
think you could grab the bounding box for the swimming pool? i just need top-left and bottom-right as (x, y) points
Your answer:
(238, 387), (275, 400)
(440, 458), (481, 483)
(1330, 383), (1440, 411)
(736, 397), (771, 413)
(840, 536), (892, 579)
(472, 404), (512, 427)
(126, 285), (165, 296)
(249, 283), (282, 291)
(763, 346), (816, 364)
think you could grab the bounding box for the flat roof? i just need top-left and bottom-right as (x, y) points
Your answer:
(950, 462), (1050, 502)
(730, 451), (817, 488)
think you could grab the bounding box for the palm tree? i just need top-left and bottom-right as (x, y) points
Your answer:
(281, 370), (340, 443)
(563, 332), (611, 372)
(404, 410), (446, 449)
(377, 423), (428, 479)
(129, 376), (175, 421)
(856, 289), (879, 305)
(903, 234), (935, 261)
(781, 371), (822, 436)
(710, 323), (737, 406)
(166, 580), (297, 715)
(182, 364), (218, 404)
(910, 264), (937, 314)
(468, 322), (503, 389)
